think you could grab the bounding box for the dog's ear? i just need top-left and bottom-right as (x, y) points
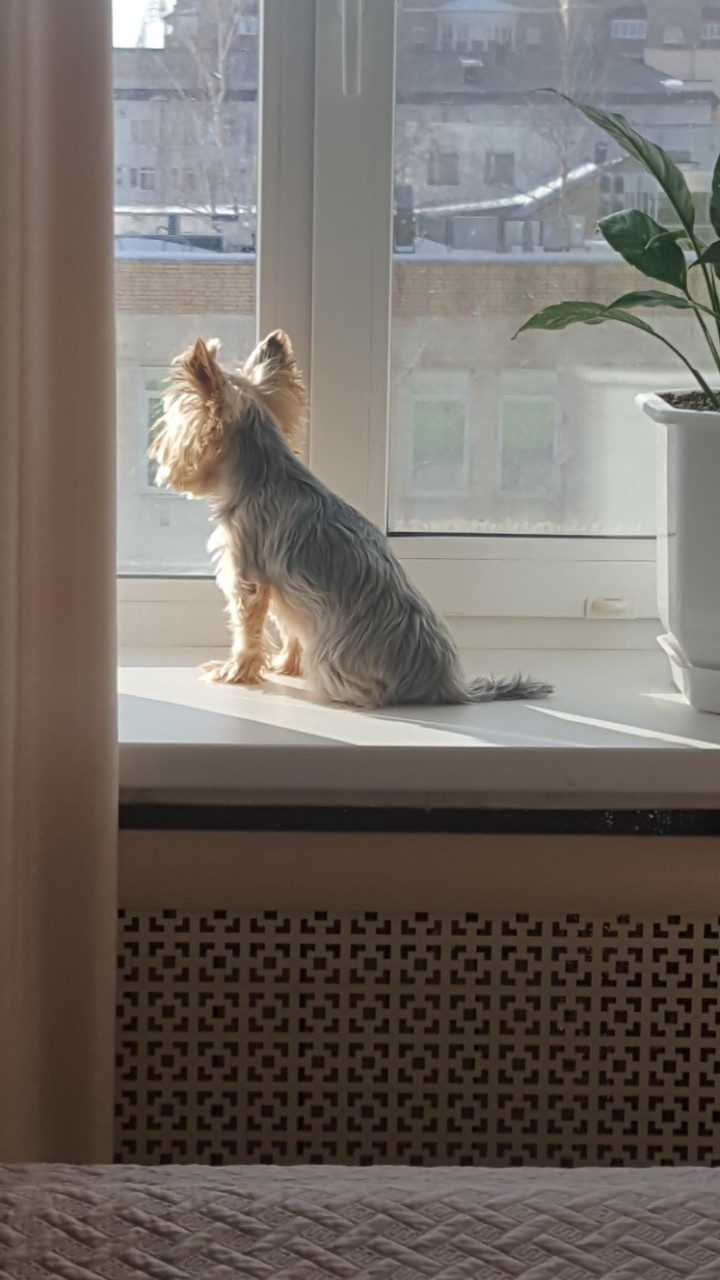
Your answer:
(181, 338), (223, 399)
(244, 329), (294, 374)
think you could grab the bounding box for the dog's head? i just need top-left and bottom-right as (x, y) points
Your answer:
(149, 331), (307, 496)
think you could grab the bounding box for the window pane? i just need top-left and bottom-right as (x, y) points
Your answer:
(389, 0), (715, 536)
(113, 0), (258, 574)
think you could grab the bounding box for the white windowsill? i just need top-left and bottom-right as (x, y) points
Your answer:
(119, 646), (720, 808)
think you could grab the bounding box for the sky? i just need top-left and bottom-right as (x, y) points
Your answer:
(113, 0), (148, 46)
(113, 0), (174, 47)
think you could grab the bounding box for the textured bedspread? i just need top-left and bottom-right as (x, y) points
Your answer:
(2, 1164), (720, 1278)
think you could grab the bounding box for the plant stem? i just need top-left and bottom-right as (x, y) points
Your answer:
(689, 234), (720, 352)
(684, 289), (720, 372)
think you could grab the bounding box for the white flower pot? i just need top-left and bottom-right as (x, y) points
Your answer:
(637, 390), (720, 713)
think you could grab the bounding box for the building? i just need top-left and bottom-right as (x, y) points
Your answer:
(113, 45), (258, 247)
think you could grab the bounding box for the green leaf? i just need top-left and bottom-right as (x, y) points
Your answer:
(513, 300), (675, 340)
(599, 210), (687, 289)
(610, 290), (694, 311)
(514, 302), (611, 336)
(693, 241), (720, 268)
(550, 93), (696, 234)
(710, 154), (720, 239)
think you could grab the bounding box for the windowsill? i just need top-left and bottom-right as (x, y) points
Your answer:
(119, 646), (720, 808)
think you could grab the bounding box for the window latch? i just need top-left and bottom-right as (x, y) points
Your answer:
(339, 0), (365, 97)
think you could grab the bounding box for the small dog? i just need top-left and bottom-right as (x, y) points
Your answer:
(150, 332), (552, 708)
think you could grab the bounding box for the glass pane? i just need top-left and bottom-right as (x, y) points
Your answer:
(389, 0), (717, 536)
(113, 0), (258, 573)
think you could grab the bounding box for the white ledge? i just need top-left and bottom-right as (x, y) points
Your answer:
(119, 648), (720, 807)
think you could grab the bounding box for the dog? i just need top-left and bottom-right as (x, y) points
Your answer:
(149, 332), (552, 708)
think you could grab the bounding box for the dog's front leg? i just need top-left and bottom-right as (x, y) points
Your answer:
(203, 582), (271, 685)
(271, 635), (303, 677)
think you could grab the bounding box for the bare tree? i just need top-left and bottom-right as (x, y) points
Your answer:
(152, 0), (258, 229)
(529, 1), (611, 211)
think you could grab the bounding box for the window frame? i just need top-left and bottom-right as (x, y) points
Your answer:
(118, 0), (660, 649)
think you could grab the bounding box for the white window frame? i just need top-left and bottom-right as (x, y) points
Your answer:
(119, 0), (658, 649)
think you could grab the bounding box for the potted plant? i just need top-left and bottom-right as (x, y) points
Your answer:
(515, 94), (720, 712)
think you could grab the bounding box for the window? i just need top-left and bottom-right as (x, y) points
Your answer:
(610, 18), (647, 39)
(662, 25), (685, 44)
(427, 151), (460, 186)
(498, 392), (558, 498)
(411, 26), (427, 49)
(114, 0), (263, 576)
(484, 152), (515, 185)
(118, 0), (701, 642)
(455, 22), (471, 52)
(413, 401), (466, 492)
(142, 373), (167, 492)
(701, 10), (720, 41)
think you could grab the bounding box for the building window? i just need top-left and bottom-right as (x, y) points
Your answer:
(411, 399), (467, 496)
(610, 18), (647, 40)
(143, 374), (167, 490)
(139, 167), (155, 191)
(498, 395), (558, 497)
(427, 151), (460, 186)
(701, 10), (720, 41)
(485, 152), (515, 186)
(454, 22), (471, 52)
(237, 15), (259, 36)
(439, 20), (453, 50)
(662, 25), (685, 44)
(115, 165), (124, 188)
(462, 59), (482, 84)
(128, 167), (138, 188)
(183, 169), (197, 192)
(410, 26), (427, 48)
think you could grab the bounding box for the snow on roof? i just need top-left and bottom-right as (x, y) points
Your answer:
(437, 0), (524, 13)
(415, 157), (623, 219)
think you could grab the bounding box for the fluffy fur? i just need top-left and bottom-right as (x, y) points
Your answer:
(150, 332), (552, 708)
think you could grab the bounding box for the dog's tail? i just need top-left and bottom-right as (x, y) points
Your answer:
(462, 674), (553, 702)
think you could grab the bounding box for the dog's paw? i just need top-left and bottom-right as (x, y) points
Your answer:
(270, 641), (303, 678)
(201, 652), (267, 686)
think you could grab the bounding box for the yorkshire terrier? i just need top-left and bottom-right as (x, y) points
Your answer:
(149, 332), (552, 708)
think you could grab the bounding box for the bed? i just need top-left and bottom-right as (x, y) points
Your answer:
(2, 1163), (718, 1277)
